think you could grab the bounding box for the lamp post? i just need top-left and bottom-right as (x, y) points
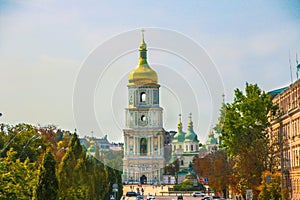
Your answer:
(19, 135), (41, 159)
(0, 128), (24, 157)
(112, 183), (118, 200)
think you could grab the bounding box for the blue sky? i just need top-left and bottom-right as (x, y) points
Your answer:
(0, 0), (299, 142)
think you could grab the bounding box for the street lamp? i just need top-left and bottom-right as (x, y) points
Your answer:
(112, 183), (118, 200)
(0, 128), (24, 157)
(19, 135), (41, 159)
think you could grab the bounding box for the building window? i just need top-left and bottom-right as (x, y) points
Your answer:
(130, 146), (133, 155)
(140, 138), (147, 155)
(191, 145), (193, 151)
(181, 160), (184, 165)
(186, 145), (188, 151)
(141, 115), (146, 121)
(140, 92), (146, 102)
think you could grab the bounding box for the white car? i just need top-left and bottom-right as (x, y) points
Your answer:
(146, 194), (155, 200)
(192, 192), (205, 197)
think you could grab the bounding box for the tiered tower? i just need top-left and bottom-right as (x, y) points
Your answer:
(122, 34), (165, 184)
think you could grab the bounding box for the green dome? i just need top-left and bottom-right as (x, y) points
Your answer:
(87, 140), (96, 153)
(185, 113), (199, 142)
(173, 114), (186, 143)
(185, 129), (198, 142)
(173, 131), (186, 143)
(206, 132), (218, 145)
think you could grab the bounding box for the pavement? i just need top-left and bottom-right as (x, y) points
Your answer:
(122, 184), (205, 200)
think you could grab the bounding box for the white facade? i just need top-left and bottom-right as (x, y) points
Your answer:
(122, 37), (165, 184)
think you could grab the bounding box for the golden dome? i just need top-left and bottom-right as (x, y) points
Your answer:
(128, 34), (158, 86)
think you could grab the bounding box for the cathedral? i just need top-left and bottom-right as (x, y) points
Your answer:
(122, 34), (165, 184)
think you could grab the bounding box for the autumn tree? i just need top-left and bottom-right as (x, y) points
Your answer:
(194, 150), (232, 197)
(221, 83), (277, 198)
(258, 171), (281, 200)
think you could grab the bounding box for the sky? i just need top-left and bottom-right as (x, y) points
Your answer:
(0, 0), (300, 143)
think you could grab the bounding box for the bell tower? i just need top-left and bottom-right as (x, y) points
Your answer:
(123, 32), (165, 184)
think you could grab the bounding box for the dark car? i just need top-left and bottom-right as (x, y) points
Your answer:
(177, 195), (183, 200)
(126, 192), (137, 197)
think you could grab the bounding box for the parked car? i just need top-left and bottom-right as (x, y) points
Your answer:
(177, 194), (183, 200)
(201, 197), (211, 200)
(146, 194), (155, 200)
(126, 192), (137, 197)
(192, 192), (205, 197)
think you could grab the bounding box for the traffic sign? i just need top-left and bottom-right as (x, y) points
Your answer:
(266, 175), (271, 183)
(113, 183), (118, 189)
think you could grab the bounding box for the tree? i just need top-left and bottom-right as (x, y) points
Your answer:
(0, 148), (37, 199)
(165, 158), (180, 184)
(221, 83), (277, 198)
(34, 147), (58, 200)
(58, 132), (86, 199)
(258, 171), (281, 200)
(0, 124), (45, 162)
(194, 150), (232, 197)
(94, 141), (100, 161)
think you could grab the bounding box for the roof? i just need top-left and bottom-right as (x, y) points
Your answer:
(268, 86), (288, 98)
(206, 132), (218, 145)
(173, 131), (186, 143)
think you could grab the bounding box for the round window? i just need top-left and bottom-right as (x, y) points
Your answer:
(141, 115), (146, 121)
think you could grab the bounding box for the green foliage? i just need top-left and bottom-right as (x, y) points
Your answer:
(0, 123), (46, 162)
(58, 133), (86, 199)
(0, 149), (37, 199)
(221, 83), (277, 197)
(0, 123), (123, 199)
(102, 150), (123, 170)
(258, 171), (281, 200)
(173, 180), (203, 191)
(34, 147), (58, 200)
(94, 141), (100, 161)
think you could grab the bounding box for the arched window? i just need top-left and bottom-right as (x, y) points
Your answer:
(140, 138), (147, 155)
(140, 92), (146, 102)
(181, 160), (184, 165)
(191, 144), (193, 151)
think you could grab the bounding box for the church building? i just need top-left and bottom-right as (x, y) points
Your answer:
(122, 34), (165, 184)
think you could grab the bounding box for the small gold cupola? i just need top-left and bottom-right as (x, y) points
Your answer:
(128, 30), (158, 86)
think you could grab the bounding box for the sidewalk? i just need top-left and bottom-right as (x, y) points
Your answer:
(123, 184), (173, 196)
